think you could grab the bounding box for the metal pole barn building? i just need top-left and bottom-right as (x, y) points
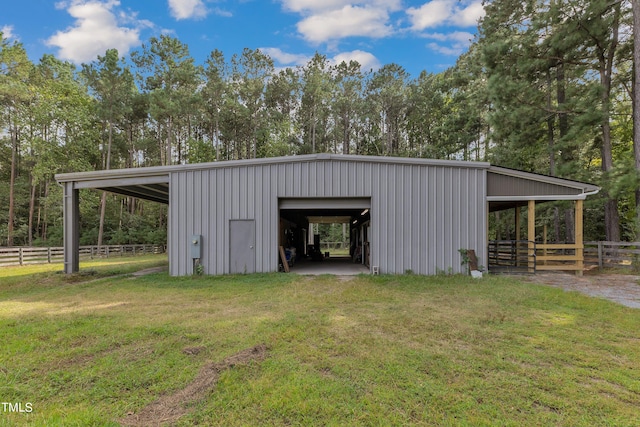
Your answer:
(55, 154), (600, 276)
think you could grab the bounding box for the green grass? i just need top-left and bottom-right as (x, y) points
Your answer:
(0, 255), (168, 293)
(1, 268), (639, 426)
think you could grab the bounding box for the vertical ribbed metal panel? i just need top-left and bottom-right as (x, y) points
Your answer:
(370, 163), (379, 270)
(192, 170), (202, 273)
(169, 158), (487, 276)
(487, 173), (583, 197)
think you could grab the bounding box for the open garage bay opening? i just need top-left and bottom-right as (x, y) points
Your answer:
(279, 198), (371, 275)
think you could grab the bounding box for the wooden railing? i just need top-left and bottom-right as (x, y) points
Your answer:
(535, 243), (583, 272)
(0, 245), (166, 267)
(584, 241), (640, 270)
(489, 240), (640, 273)
(488, 240), (536, 273)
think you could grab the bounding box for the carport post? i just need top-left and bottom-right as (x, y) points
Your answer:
(515, 207), (521, 266)
(63, 181), (80, 274)
(528, 200), (535, 273)
(575, 199), (584, 277)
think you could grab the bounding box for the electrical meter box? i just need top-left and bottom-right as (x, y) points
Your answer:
(190, 234), (202, 259)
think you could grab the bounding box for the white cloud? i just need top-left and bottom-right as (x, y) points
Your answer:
(427, 42), (463, 56)
(407, 0), (452, 30)
(407, 0), (485, 31)
(168, 0), (208, 20)
(423, 31), (473, 43)
(278, 0), (481, 62)
(451, 2), (486, 26)
(260, 47), (381, 71)
(282, 0), (401, 13)
(1, 25), (16, 40)
(259, 47), (310, 66)
(259, 47), (380, 72)
(212, 7), (233, 18)
(280, 0), (402, 45)
(424, 31), (474, 56)
(282, 0), (352, 13)
(297, 5), (392, 43)
(331, 50), (380, 71)
(46, 1), (143, 64)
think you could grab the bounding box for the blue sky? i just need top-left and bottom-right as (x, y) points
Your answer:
(1, 0), (485, 77)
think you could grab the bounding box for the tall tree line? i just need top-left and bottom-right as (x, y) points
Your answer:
(1, 0), (638, 246)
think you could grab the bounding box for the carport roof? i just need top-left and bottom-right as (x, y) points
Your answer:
(54, 154), (600, 206)
(487, 166), (600, 212)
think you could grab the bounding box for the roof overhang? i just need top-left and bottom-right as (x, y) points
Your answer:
(56, 171), (170, 204)
(487, 166), (600, 212)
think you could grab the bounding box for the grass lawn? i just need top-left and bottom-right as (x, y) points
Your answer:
(1, 262), (639, 426)
(0, 254), (168, 284)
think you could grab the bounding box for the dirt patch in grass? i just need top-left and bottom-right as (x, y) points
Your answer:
(130, 266), (167, 277)
(119, 344), (267, 426)
(182, 346), (206, 355)
(517, 273), (640, 308)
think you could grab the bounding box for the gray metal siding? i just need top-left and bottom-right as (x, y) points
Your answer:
(488, 172), (583, 197)
(169, 159), (487, 276)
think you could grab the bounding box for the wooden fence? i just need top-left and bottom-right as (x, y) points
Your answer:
(487, 240), (534, 274)
(3, 242), (637, 271)
(584, 241), (640, 270)
(0, 245), (166, 267)
(488, 241), (640, 273)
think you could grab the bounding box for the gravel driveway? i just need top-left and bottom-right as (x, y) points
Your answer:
(515, 272), (640, 309)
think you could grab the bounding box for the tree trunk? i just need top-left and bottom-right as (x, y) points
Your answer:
(98, 119), (114, 247)
(633, 0), (640, 238)
(252, 119), (257, 159)
(598, 4), (621, 242)
(167, 116), (173, 165)
(8, 123), (17, 247)
(546, 68), (561, 242)
(564, 208), (575, 243)
(311, 106), (317, 153)
(119, 198), (124, 231)
(212, 122), (220, 161)
(28, 175), (36, 246)
(556, 62), (568, 145)
(601, 114), (621, 241)
(343, 111), (350, 154)
(42, 181), (49, 242)
(36, 183), (42, 242)
(98, 192), (108, 247)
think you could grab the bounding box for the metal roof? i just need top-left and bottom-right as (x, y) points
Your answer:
(55, 154), (491, 184)
(55, 154), (491, 205)
(487, 166), (600, 212)
(54, 155), (600, 207)
(489, 166), (600, 192)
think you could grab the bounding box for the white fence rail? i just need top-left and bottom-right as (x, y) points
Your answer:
(0, 245), (166, 267)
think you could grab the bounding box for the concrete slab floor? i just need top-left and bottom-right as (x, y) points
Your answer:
(289, 257), (370, 275)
